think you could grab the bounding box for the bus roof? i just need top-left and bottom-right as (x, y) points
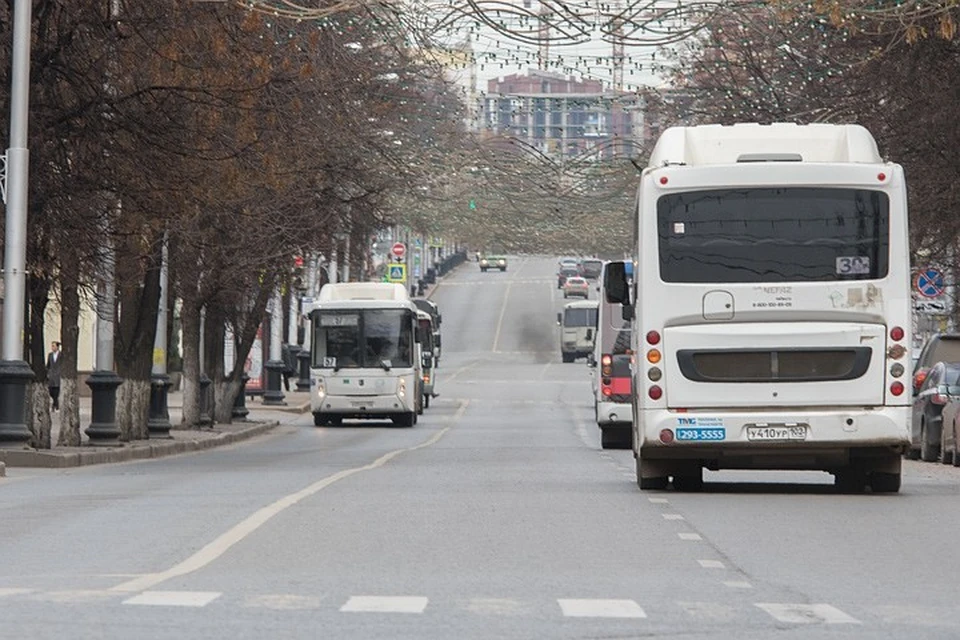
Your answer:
(318, 282), (409, 302)
(564, 299), (599, 310)
(649, 123), (883, 167)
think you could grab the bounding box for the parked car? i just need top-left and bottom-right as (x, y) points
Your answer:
(909, 361), (960, 462)
(563, 276), (590, 298)
(913, 333), (960, 392)
(558, 265), (579, 288)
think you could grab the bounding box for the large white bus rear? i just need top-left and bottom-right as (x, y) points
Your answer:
(606, 123), (912, 493)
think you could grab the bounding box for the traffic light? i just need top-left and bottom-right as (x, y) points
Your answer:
(293, 255), (305, 290)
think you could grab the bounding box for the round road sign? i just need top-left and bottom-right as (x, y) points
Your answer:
(391, 242), (406, 259)
(915, 268), (945, 299)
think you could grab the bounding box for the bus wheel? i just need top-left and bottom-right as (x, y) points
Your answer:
(636, 458), (668, 490)
(313, 414), (324, 427)
(392, 412), (416, 428)
(870, 472), (901, 493)
(561, 353), (574, 363)
(905, 447), (920, 460)
(834, 469), (867, 494)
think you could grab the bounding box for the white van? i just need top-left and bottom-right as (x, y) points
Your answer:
(307, 283), (423, 427)
(558, 300), (598, 363)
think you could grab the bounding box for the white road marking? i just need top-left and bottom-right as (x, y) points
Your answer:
(723, 581), (753, 589)
(648, 497), (669, 504)
(558, 598), (647, 618)
(110, 401), (469, 594)
(491, 282), (513, 352)
(123, 591), (222, 607)
(341, 596), (428, 613)
(678, 532), (702, 541)
(698, 560), (725, 569)
(755, 603), (861, 624)
(243, 594), (325, 610)
(662, 513), (685, 520)
(0, 588), (33, 597)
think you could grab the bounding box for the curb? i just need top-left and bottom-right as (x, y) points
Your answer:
(0, 420), (280, 469)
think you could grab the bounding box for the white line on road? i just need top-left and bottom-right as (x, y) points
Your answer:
(723, 581), (753, 589)
(491, 282), (513, 352)
(110, 401), (470, 594)
(755, 603), (861, 624)
(123, 591), (222, 607)
(648, 497), (669, 504)
(662, 513), (685, 520)
(678, 533), (702, 541)
(558, 598), (647, 618)
(0, 588), (33, 597)
(698, 560), (725, 569)
(341, 596), (429, 613)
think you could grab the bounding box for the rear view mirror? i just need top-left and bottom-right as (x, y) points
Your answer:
(557, 312), (562, 325)
(604, 262), (628, 304)
(622, 305), (635, 321)
(587, 353), (596, 367)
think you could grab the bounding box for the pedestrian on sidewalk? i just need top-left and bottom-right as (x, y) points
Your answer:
(46, 341), (62, 411)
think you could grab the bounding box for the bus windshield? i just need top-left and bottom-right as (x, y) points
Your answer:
(313, 309), (413, 369)
(658, 187), (890, 283)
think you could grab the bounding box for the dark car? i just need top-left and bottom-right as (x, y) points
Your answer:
(558, 266), (579, 289)
(913, 333), (960, 393)
(580, 258), (603, 280)
(909, 361), (960, 462)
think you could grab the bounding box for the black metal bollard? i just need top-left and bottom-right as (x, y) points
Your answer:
(0, 361), (34, 447)
(147, 373), (173, 438)
(296, 349), (311, 392)
(263, 360), (286, 405)
(85, 370), (123, 445)
(232, 373), (250, 421)
(198, 373), (213, 427)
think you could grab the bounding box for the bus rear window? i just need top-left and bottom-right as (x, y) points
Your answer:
(658, 188), (890, 283)
(564, 307), (598, 327)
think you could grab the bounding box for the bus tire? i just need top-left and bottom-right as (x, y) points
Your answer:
(561, 353), (574, 363)
(393, 412), (416, 428)
(905, 447), (920, 460)
(636, 458), (668, 490)
(313, 414), (324, 427)
(870, 472), (901, 493)
(834, 468), (867, 494)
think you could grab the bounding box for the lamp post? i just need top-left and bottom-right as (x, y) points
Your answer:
(262, 287), (286, 405)
(148, 232), (172, 438)
(0, 0), (35, 447)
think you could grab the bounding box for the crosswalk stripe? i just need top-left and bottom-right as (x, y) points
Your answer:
(123, 591), (222, 607)
(558, 598), (647, 618)
(340, 596), (429, 613)
(678, 533), (702, 541)
(698, 560), (725, 569)
(755, 603), (861, 624)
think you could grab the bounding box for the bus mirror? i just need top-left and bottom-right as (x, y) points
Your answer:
(587, 353), (597, 367)
(622, 305), (635, 321)
(557, 312), (562, 325)
(422, 355), (432, 369)
(604, 262), (628, 304)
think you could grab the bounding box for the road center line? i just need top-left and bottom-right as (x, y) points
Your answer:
(491, 281), (513, 353)
(110, 401), (470, 594)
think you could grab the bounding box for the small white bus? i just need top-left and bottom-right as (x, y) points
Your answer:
(605, 123), (912, 492)
(308, 283), (422, 427)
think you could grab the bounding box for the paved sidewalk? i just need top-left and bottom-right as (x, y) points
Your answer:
(0, 387), (312, 471)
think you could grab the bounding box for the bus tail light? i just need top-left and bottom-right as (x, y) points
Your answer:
(601, 354), (613, 376)
(646, 330), (661, 345)
(890, 381), (904, 397)
(647, 367), (662, 381)
(646, 349), (661, 364)
(602, 386), (613, 397)
(659, 429), (674, 444)
(890, 326), (904, 341)
(649, 385), (663, 400)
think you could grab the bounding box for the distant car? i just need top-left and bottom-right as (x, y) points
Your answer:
(558, 266), (579, 288)
(558, 257), (579, 270)
(563, 276), (590, 298)
(913, 333), (960, 393)
(580, 258), (603, 280)
(480, 256), (507, 272)
(909, 361), (960, 462)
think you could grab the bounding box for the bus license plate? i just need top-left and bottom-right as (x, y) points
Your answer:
(746, 425), (808, 441)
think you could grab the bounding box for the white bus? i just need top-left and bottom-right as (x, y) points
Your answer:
(605, 123), (912, 493)
(308, 282), (423, 427)
(591, 260), (634, 450)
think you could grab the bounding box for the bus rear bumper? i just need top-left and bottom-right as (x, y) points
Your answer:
(639, 406), (910, 471)
(597, 401), (633, 427)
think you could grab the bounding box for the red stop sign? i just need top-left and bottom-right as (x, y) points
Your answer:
(391, 242), (406, 258)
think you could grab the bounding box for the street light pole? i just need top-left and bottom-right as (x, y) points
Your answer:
(0, 0), (36, 446)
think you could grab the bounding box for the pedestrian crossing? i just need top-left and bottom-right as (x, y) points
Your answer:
(0, 587), (922, 626)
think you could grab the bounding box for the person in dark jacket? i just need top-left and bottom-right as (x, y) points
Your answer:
(46, 341), (62, 411)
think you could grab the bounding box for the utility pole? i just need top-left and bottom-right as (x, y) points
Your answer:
(148, 232), (172, 437)
(0, 0), (34, 446)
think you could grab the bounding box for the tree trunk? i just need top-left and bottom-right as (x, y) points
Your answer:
(214, 378), (242, 424)
(29, 382), (52, 449)
(27, 274), (52, 449)
(180, 299), (202, 429)
(57, 248), (82, 446)
(114, 229), (163, 440)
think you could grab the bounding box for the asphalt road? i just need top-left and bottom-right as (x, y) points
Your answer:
(1, 256), (958, 639)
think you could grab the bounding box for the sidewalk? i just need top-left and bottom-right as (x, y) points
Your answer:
(0, 387), (312, 472)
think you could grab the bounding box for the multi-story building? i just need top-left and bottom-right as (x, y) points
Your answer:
(482, 70), (641, 160)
